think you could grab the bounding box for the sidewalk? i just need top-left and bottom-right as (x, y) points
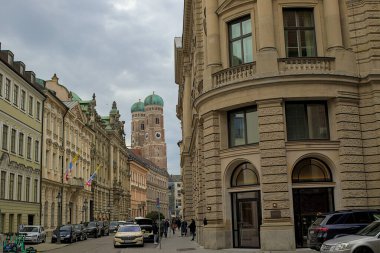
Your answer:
(26, 237), (68, 252)
(157, 232), (315, 253)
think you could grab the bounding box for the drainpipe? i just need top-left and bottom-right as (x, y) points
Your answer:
(39, 96), (46, 226)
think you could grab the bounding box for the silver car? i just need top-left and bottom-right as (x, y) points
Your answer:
(320, 221), (380, 253)
(19, 225), (47, 244)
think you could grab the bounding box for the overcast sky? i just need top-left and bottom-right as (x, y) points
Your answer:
(0, 0), (183, 175)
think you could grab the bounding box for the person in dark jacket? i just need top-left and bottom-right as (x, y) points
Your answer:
(188, 219), (196, 241)
(152, 221), (159, 244)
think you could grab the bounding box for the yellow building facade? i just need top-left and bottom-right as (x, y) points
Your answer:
(0, 47), (45, 233)
(175, 0), (380, 251)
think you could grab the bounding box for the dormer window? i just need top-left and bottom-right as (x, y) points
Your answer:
(229, 16), (253, 67)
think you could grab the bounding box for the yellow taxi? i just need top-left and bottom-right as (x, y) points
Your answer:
(113, 224), (144, 248)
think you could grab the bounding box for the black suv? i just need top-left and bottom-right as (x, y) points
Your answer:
(307, 210), (380, 250)
(98, 221), (110, 236)
(85, 221), (101, 238)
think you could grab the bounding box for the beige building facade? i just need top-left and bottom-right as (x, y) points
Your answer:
(0, 47), (45, 233)
(175, 0), (380, 251)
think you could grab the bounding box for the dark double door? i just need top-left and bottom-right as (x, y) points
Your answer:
(293, 188), (334, 248)
(232, 191), (261, 248)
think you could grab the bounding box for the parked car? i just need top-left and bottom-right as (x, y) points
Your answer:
(98, 220), (110, 236)
(308, 210), (380, 250)
(321, 220), (380, 253)
(110, 221), (120, 233)
(51, 225), (78, 243)
(114, 224), (144, 248)
(134, 217), (153, 242)
(19, 225), (46, 244)
(85, 221), (101, 238)
(73, 224), (88, 241)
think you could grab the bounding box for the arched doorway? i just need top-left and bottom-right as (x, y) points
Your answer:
(230, 162), (261, 248)
(292, 158), (334, 248)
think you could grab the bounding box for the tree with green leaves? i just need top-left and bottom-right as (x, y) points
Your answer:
(146, 211), (165, 221)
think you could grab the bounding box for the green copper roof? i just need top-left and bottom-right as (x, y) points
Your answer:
(71, 92), (82, 102)
(144, 92), (163, 107)
(131, 100), (145, 113)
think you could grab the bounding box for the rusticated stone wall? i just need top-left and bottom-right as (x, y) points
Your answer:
(359, 92), (380, 208)
(257, 99), (291, 221)
(336, 97), (368, 208)
(182, 155), (194, 219)
(202, 111), (223, 224)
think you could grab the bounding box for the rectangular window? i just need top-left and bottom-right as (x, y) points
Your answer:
(25, 177), (30, 202)
(13, 84), (19, 106)
(11, 129), (16, 153)
(229, 16), (253, 67)
(2, 125), (9, 150)
(27, 137), (32, 159)
(21, 90), (26, 110)
(35, 140), (39, 162)
(36, 101), (41, 121)
(17, 175), (22, 201)
(28, 96), (33, 116)
(285, 101), (329, 140)
(0, 171), (6, 199)
(283, 8), (316, 57)
(33, 179), (38, 202)
(9, 173), (14, 200)
(5, 78), (10, 101)
(0, 73), (3, 97)
(228, 107), (259, 147)
(18, 132), (24, 156)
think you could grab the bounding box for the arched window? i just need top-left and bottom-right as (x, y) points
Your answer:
(292, 158), (332, 183)
(231, 162), (259, 187)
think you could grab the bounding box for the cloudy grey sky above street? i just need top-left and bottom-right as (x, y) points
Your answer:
(0, 0), (183, 174)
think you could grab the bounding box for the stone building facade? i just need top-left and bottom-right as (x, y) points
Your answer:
(0, 47), (45, 233)
(175, 0), (380, 251)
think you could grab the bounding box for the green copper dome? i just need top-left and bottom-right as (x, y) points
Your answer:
(131, 100), (145, 113)
(144, 92), (164, 107)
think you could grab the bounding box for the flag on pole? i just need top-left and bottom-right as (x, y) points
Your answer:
(86, 164), (101, 186)
(65, 150), (80, 181)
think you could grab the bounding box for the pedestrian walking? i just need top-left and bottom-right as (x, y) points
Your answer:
(181, 219), (188, 236)
(188, 219), (196, 241)
(152, 221), (159, 244)
(164, 219), (169, 238)
(171, 219), (176, 235)
(18, 223), (24, 233)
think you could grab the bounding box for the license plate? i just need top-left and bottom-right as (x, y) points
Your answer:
(124, 240), (132, 243)
(143, 234), (149, 238)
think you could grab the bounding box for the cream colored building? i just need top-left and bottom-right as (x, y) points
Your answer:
(0, 47), (45, 233)
(175, 0), (380, 251)
(42, 75), (94, 226)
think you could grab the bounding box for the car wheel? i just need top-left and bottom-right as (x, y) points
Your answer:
(354, 247), (374, 253)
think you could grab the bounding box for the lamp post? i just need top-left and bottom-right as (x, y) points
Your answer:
(56, 192), (62, 244)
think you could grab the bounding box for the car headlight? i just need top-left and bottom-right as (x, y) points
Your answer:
(335, 242), (351, 251)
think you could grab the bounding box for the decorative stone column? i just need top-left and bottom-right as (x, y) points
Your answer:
(204, 0), (222, 92)
(182, 154), (194, 219)
(256, 0), (279, 75)
(202, 111), (224, 249)
(257, 99), (295, 251)
(336, 97), (367, 208)
(323, 0), (343, 50)
(183, 65), (192, 145)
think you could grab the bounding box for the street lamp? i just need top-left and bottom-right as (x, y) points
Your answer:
(56, 192), (62, 244)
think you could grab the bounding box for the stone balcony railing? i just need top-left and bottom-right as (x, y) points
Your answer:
(278, 57), (335, 73)
(67, 177), (84, 188)
(212, 62), (256, 89)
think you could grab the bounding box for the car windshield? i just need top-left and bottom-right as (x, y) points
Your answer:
(88, 222), (97, 227)
(118, 221), (130, 226)
(21, 227), (38, 232)
(110, 222), (118, 226)
(98, 221), (104, 226)
(357, 222), (380, 236)
(118, 226), (141, 232)
(73, 225), (81, 229)
(60, 226), (71, 231)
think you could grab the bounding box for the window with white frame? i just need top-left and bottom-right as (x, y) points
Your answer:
(25, 177), (30, 202)
(5, 78), (11, 101)
(27, 136), (32, 159)
(0, 73), (3, 97)
(0, 171), (6, 199)
(9, 173), (15, 200)
(11, 129), (16, 153)
(36, 101), (41, 121)
(13, 84), (19, 106)
(33, 179), (38, 202)
(28, 96), (34, 116)
(21, 90), (26, 111)
(35, 140), (39, 162)
(18, 132), (24, 156)
(17, 175), (22, 201)
(2, 125), (9, 150)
